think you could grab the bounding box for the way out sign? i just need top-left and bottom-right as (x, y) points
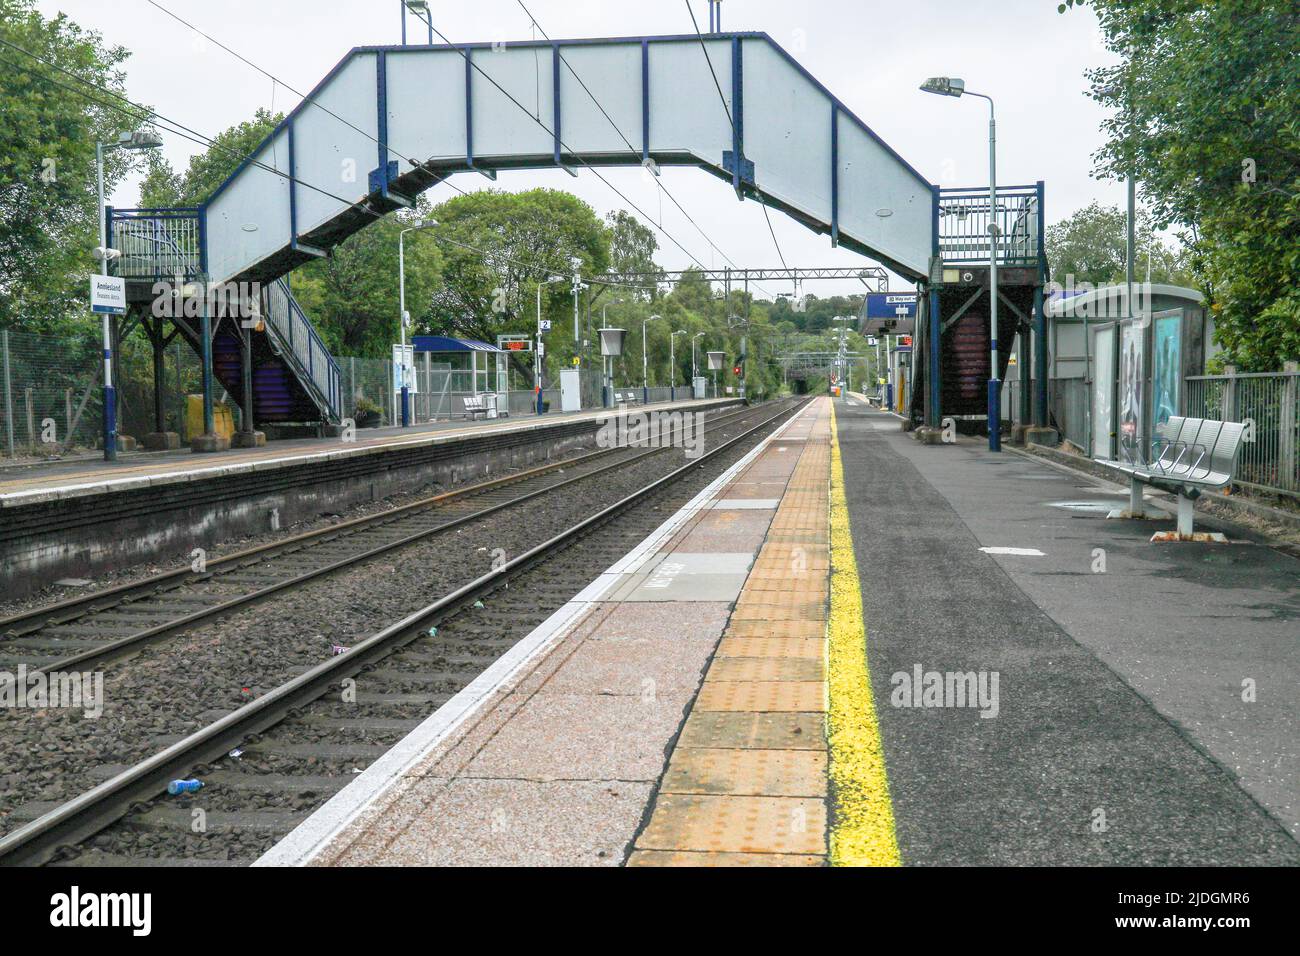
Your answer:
(90, 275), (126, 315)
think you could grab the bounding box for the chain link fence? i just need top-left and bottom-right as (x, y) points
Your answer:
(0, 328), (209, 458)
(1, 329), (724, 459)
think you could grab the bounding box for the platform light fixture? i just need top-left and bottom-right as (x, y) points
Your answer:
(401, 0), (433, 45)
(643, 314), (662, 405)
(920, 74), (1002, 451)
(919, 77), (965, 98)
(536, 274), (565, 413)
(670, 330), (686, 402)
(398, 217), (438, 427)
(96, 126), (163, 462)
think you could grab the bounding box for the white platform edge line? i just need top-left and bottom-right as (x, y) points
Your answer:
(253, 403), (810, 867)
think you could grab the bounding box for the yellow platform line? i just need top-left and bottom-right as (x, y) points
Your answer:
(827, 405), (901, 866)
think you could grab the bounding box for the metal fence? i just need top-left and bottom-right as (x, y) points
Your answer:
(1, 328), (208, 458)
(937, 184), (1043, 267)
(107, 208), (202, 281)
(1009, 365), (1300, 498)
(1003, 377), (1086, 450)
(1186, 365), (1299, 495)
(332, 357), (706, 429)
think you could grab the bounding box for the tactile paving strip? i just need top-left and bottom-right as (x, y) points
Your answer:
(629, 400), (833, 866)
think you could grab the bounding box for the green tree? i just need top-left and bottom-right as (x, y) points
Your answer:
(0, 0), (144, 332)
(1065, 0), (1300, 369)
(1046, 201), (1189, 287)
(604, 209), (662, 300)
(423, 188), (610, 375)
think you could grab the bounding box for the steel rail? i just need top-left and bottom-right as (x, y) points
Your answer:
(2, 405), (755, 666)
(21, 404), (754, 674)
(0, 398), (805, 866)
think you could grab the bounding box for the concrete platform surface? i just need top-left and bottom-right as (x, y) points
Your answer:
(256, 399), (830, 866)
(837, 400), (1299, 865)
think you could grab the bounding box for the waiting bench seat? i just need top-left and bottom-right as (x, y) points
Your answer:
(1093, 415), (1246, 536)
(461, 394), (509, 420)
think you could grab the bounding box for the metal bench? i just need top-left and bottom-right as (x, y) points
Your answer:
(462, 395), (489, 420)
(1094, 415), (1245, 537)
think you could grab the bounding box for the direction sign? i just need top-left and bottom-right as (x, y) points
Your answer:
(864, 292), (917, 319)
(90, 275), (126, 315)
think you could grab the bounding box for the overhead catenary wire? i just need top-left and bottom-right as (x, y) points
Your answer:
(140, 2), (783, 299)
(143, 0), (439, 178)
(199, 0), (734, 297)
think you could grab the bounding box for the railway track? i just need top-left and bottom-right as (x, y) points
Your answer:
(0, 402), (758, 677)
(0, 398), (806, 866)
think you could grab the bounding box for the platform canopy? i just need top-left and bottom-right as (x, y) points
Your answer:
(412, 336), (502, 354)
(201, 32), (936, 287)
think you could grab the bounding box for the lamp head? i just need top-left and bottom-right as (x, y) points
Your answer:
(920, 76), (965, 97)
(116, 128), (164, 151)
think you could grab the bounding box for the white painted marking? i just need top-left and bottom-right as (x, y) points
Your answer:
(979, 547), (1045, 557)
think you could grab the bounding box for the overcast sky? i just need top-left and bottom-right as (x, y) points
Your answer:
(37, 0), (1123, 298)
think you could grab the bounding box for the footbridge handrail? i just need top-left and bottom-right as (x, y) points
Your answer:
(937, 183), (1043, 267)
(260, 279), (343, 424)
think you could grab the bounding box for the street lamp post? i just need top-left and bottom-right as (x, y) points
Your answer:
(398, 218), (437, 427)
(670, 330), (686, 402)
(691, 332), (705, 396)
(570, 257), (584, 347)
(643, 314), (661, 405)
(920, 76), (1001, 451)
(96, 129), (163, 461)
(536, 275), (563, 413)
(400, 0), (433, 45)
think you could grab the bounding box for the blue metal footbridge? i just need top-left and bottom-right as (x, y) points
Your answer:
(109, 29), (1048, 441)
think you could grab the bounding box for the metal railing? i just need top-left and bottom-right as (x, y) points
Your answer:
(1185, 365), (1299, 496)
(106, 208), (203, 280)
(260, 279), (342, 423)
(938, 184), (1043, 267)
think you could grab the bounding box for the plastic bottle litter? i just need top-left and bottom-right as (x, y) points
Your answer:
(167, 779), (203, 796)
(331, 644), (351, 656)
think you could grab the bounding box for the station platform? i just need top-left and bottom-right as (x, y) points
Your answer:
(255, 397), (1299, 867)
(0, 397), (732, 505)
(0, 397), (739, 599)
